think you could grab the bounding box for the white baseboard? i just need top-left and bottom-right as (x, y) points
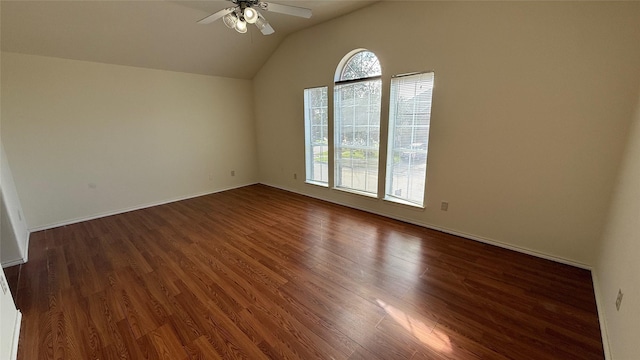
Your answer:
(28, 182), (258, 232)
(1, 258), (26, 268)
(1, 234), (30, 268)
(11, 310), (22, 360)
(422, 224), (591, 270)
(591, 272), (612, 359)
(260, 182), (591, 270)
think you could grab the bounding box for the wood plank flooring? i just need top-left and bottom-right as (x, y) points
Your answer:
(6, 184), (604, 359)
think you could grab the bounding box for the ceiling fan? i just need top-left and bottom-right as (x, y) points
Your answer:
(197, 0), (312, 35)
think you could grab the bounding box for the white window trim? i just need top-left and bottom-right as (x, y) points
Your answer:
(384, 71), (435, 207)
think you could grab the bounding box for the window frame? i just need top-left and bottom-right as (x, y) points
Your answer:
(384, 71), (435, 208)
(303, 86), (330, 187)
(333, 50), (383, 197)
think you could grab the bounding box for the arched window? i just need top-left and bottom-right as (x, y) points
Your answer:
(337, 50), (382, 82)
(334, 50), (382, 195)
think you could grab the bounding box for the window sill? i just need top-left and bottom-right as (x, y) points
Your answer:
(383, 196), (425, 209)
(333, 187), (378, 199)
(305, 180), (328, 188)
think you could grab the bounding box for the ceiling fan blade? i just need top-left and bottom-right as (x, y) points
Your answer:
(260, 2), (312, 19)
(197, 8), (234, 24)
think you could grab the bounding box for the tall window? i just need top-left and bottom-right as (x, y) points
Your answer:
(334, 50), (382, 195)
(304, 86), (329, 185)
(385, 72), (434, 206)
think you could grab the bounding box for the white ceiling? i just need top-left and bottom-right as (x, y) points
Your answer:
(1, 1), (378, 79)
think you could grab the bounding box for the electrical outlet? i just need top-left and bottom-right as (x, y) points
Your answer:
(231, 170), (235, 177)
(616, 289), (624, 311)
(293, 173), (297, 180)
(441, 201), (449, 211)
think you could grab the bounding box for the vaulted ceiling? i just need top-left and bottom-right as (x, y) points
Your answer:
(1, 1), (378, 79)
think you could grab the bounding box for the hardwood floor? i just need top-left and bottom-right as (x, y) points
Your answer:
(7, 184), (604, 359)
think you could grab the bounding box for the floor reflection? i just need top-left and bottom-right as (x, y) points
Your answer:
(377, 299), (452, 354)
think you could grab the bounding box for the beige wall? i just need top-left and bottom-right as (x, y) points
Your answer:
(1, 52), (258, 229)
(253, 1), (640, 266)
(596, 85), (640, 358)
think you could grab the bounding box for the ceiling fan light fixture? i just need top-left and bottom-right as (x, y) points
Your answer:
(222, 13), (237, 29)
(244, 7), (259, 24)
(235, 19), (248, 33)
(198, 1), (312, 36)
(254, 15), (266, 30)
(255, 14), (274, 35)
